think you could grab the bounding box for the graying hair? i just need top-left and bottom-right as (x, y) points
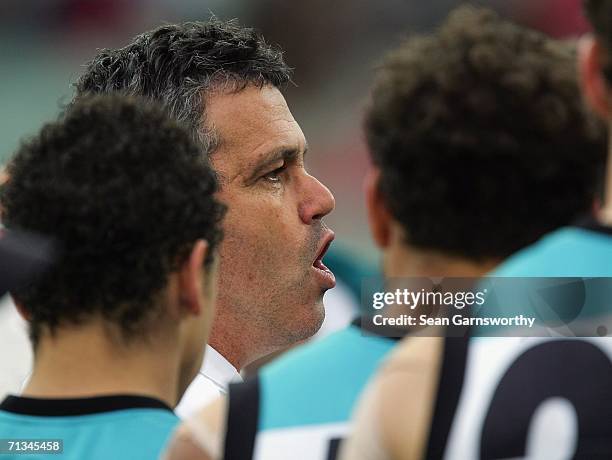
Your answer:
(73, 19), (292, 156)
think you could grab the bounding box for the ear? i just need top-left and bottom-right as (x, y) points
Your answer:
(178, 239), (208, 316)
(364, 167), (392, 248)
(579, 35), (611, 120)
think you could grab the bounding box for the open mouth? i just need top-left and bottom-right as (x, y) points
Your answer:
(313, 238), (333, 271)
(312, 229), (336, 289)
(312, 231), (336, 289)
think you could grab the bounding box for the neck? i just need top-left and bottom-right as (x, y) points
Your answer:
(383, 242), (500, 278)
(23, 321), (182, 408)
(599, 130), (612, 226)
(207, 314), (249, 371)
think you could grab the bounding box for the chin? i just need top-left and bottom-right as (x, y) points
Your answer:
(294, 299), (326, 340)
(272, 300), (325, 347)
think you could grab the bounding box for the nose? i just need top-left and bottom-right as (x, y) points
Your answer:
(298, 174), (335, 224)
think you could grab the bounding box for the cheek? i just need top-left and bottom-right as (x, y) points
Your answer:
(217, 186), (315, 285)
(221, 210), (297, 264)
(223, 192), (302, 246)
(219, 204), (310, 285)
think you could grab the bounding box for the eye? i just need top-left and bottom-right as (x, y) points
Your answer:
(262, 163), (287, 183)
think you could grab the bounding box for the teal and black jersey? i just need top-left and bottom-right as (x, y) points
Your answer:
(425, 221), (612, 459)
(224, 321), (398, 460)
(224, 221), (612, 460)
(492, 220), (612, 277)
(0, 394), (179, 460)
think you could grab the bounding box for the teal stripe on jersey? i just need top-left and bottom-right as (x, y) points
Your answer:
(259, 324), (396, 430)
(0, 408), (179, 460)
(492, 227), (612, 277)
(470, 226), (612, 337)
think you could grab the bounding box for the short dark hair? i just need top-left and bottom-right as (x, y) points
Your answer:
(365, 6), (606, 261)
(1, 94), (226, 345)
(74, 18), (292, 155)
(584, 0), (612, 83)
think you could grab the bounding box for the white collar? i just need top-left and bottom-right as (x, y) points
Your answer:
(199, 344), (242, 393)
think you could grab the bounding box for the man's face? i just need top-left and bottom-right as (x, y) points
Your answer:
(207, 85), (336, 353)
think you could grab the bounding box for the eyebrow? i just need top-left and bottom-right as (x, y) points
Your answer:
(247, 143), (309, 183)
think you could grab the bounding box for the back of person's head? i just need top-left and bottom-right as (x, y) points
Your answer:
(1, 94), (225, 348)
(365, 6), (606, 262)
(74, 18), (292, 155)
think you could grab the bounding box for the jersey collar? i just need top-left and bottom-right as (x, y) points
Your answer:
(0, 394), (173, 416)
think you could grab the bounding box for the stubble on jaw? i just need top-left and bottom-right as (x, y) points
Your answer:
(214, 225), (327, 347)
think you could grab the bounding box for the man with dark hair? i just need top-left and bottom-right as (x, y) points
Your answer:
(341, 4), (612, 459)
(0, 94), (225, 459)
(74, 19), (336, 415)
(0, 172), (54, 399)
(163, 7), (607, 460)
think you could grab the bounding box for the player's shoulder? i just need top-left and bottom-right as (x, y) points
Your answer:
(342, 336), (448, 460)
(380, 335), (445, 373)
(257, 323), (398, 430)
(494, 224), (612, 277)
(0, 407), (179, 460)
(99, 410), (180, 459)
(261, 322), (396, 386)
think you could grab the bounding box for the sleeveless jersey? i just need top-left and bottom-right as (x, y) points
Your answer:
(224, 323), (398, 460)
(0, 394), (179, 460)
(431, 222), (612, 459)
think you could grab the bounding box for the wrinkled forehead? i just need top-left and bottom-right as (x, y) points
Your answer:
(204, 85), (306, 172)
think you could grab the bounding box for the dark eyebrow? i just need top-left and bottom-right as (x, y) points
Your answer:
(247, 143), (308, 183)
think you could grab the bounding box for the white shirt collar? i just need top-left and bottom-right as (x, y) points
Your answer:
(199, 344), (242, 393)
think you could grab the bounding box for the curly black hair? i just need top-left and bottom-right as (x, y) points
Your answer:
(584, 0), (612, 84)
(365, 6), (607, 261)
(74, 18), (292, 154)
(1, 94), (226, 346)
